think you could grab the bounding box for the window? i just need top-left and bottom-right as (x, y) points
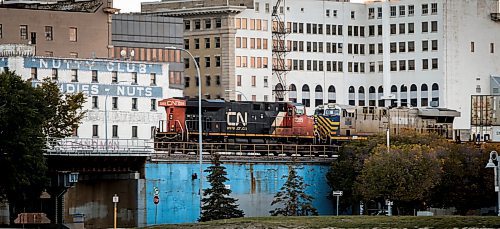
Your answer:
(112, 125), (118, 138)
(70, 52), (78, 58)
(431, 40), (438, 51)
(390, 24), (396, 35)
(471, 42), (475, 52)
(0, 24), (2, 38)
(45, 26), (53, 41)
(215, 18), (222, 28)
(194, 38), (200, 49)
(264, 76), (268, 87)
(432, 58), (438, 69)
(369, 44), (375, 54)
(369, 25), (375, 36)
(184, 39), (190, 49)
(205, 37), (210, 48)
(368, 8), (375, 19)
(205, 56), (211, 67)
(399, 42), (406, 52)
(206, 75), (211, 86)
(408, 23), (414, 33)
(215, 37), (220, 48)
(408, 5), (414, 16)
(51, 68), (58, 80)
(390, 6), (396, 17)
(333, 10), (338, 17)
(399, 5), (405, 16)
(399, 60), (406, 71)
(71, 69), (78, 82)
(132, 98), (138, 110)
(431, 21), (438, 32)
(132, 72), (138, 84)
(399, 23), (405, 34)
(423, 59), (429, 70)
(112, 97), (118, 110)
(194, 19), (201, 30)
(20, 25), (28, 40)
(92, 96), (98, 109)
(215, 56), (221, 67)
(431, 3), (438, 14)
(351, 11), (355, 19)
(378, 25), (382, 36)
(216, 75), (221, 86)
(237, 75), (242, 86)
(408, 60), (415, 70)
(390, 61), (397, 71)
(184, 20), (191, 30)
(69, 27), (77, 42)
(205, 19), (212, 29)
(422, 4), (428, 15)
(326, 9), (330, 17)
(251, 75), (256, 87)
(92, 70), (98, 83)
(422, 40), (429, 51)
(422, 22), (429, 33)
(265, 3), (270, 13)
(151, 73), (156, 85)
(491, 43), (495, 53)
(92, 125), (98, 137)
(151, 99), (157, 111)
(30, 68), (37, 80)
(377, 7), (382, 18)
(390, 42), (397, 53)
(132, 126), (138, 138)
(408, 41), (415, 52)
(112, 71), (118, 83)
(185, 77), (190, 87)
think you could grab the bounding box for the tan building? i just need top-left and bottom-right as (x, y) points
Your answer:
(142, 0), (255, 99)
(0, 0), (115, 58)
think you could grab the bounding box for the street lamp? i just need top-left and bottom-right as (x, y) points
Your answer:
(165, 46), (203, 215)
(224, 89), (249, 101)
(485, 150), (500, 216)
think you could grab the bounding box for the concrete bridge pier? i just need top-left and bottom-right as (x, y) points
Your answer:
(63, 172), (146, 229)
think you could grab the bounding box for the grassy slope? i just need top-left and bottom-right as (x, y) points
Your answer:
(146, 216), (500, 228)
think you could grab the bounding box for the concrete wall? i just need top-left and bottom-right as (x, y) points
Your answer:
(144, 162), (332, 225)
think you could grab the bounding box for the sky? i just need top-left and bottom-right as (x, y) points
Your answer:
(114, 0), (365, 13)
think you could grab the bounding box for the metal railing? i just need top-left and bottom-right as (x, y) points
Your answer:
(152, 142), (339, 160)
(45, 138), (153, 156)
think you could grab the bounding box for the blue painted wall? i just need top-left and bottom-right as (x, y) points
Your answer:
(145, 162), (332, 225)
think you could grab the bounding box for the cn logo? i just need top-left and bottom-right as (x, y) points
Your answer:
(227, 112), (248, 127)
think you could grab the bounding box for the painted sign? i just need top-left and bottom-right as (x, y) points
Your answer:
(24, 57), (163, 74)
(227, 111), (248, 131)
(33, 82), (163, 98)
(0, 57), (7, 68)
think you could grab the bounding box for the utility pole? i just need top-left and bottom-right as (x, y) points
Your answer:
(112, 194), (119, 229)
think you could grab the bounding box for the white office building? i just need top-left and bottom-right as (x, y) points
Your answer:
(1, 45), (183, 151)
(146, 0), (500, 131)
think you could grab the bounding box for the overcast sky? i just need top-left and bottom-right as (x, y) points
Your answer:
(114, 0), (364, 13)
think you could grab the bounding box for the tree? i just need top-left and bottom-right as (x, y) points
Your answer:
(270, 166), (318, 216)
(0, 71), (85, 221)
(199, 153), (244, 222)
(355, 144), (442, 214)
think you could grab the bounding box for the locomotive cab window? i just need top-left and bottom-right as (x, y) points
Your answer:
(295, 106), (305, 115)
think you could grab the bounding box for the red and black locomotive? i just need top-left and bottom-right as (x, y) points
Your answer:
(157, 98), (315, 143)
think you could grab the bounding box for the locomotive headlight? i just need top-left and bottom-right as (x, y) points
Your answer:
(169, 114), (173, 120)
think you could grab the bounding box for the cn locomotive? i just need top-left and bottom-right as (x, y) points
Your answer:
(156, 98), (460, 144)
(157, 98), (315, 143)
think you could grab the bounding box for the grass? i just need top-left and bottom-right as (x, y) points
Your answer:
(144, 216), (500, 229)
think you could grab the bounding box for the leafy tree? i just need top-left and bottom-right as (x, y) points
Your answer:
(430, 143), (496, 215)
(200, 154), (244, 222)
(0, 71), (85, 221)
(355, 144), (442, 214)
(270, 166), (318, 216)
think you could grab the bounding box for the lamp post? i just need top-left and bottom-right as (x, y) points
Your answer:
(485, 150), (500, 216)
(224, 89), (249, 101)
(165, 46), (203, 215)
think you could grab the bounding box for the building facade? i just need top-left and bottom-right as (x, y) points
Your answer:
(1, 46), (183, 147)
(143, 0), (500, 130)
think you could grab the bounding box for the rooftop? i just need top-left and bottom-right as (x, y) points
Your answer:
(0, 0), (103, 12)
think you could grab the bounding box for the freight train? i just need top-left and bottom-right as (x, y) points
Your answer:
(156, 98), (460, 144)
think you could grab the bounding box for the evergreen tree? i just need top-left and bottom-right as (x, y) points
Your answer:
(199, 153), (244, 222)
(270, 166), (318, 216)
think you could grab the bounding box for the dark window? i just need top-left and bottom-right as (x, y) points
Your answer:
(20, 25), (28, 40)
(132, 126), (138, 138)
(112, 97), (118, 110)
(92, 125), (98, 137)
(112, 125), (118, 138)
(92, 70), (98, 83)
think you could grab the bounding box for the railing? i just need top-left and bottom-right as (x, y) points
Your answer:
(152, 142), (339, 160)
(45, 138), (153, 156)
